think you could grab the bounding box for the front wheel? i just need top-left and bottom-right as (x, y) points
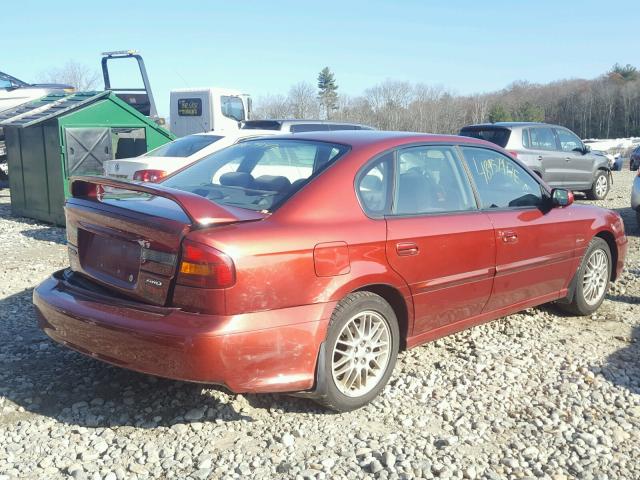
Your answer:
(313, 292), (399, 412)
(587, 171), (609, 200)
(560, 237), (611, 316)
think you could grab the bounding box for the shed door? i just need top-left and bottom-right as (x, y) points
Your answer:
(64, 127), (112, 176)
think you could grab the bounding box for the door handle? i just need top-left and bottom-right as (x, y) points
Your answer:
(537, 155), (543, 161)
(499, 230), (518, 244)
(396, 242), (419, 256)
(565, 156), (572, 161)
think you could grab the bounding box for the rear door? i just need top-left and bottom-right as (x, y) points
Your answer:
(527, 126), (565, 187)
(460, 146), (575, 312)
(381, 145), (496, 334)
(555, 127), (593, 188)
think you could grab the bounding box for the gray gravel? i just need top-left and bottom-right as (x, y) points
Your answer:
(0, 171), (639, 480)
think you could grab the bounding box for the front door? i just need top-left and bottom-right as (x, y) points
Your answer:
(555, 127), (593, 189)
(382, 145), (496, 334)
(528, 126), (565, 187)
(460, 146), (576, 312)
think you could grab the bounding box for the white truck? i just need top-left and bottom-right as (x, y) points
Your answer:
(169, 88), (251, 137)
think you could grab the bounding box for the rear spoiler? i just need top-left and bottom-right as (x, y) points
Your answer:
(69, 176), (267, 226)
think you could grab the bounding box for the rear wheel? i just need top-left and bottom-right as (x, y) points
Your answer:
(560, 237), (611, 316)
(313, 292), (399, 412)
(587, 171), (609, 200)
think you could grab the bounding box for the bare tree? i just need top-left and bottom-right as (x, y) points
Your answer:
(39, 60), (101, 91)
(288, 82), (320, 119)
(251, 94), (291, 119)
(253, 63), (640, 138)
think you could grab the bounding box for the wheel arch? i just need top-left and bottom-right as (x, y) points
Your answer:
(594, 229), (618, 281)
(353, 283), (411, 350)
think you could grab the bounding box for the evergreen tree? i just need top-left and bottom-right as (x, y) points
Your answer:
(608, 63), (638, 82)
(514, 102), (544, 122)
(488, 103), (511, 123)
(317, 67), (339, 119)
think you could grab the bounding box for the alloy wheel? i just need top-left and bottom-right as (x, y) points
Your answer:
(331, 310), (391, 397)
(595, 175), (608, 198)
(582, 249), (609, 306)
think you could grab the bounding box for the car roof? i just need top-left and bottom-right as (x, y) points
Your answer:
(462, 122), (565, 129)
(193, 129), (283, 138)
(241, 119), (373, 128)
(260, 129), (498, 150)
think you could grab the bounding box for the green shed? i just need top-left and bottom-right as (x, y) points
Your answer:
(0, 91), (174, 225)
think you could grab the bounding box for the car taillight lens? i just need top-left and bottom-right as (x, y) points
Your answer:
(176, 239), (235, 288)
(133, 169), (167, 182)
(507, 150), (519, 158)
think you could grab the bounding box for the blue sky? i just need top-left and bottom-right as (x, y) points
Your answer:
(3, 0), (638, 116)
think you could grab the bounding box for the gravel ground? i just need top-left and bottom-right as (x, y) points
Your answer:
(0, 171), (639, 480)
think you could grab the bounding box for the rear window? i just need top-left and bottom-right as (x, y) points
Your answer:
(459, 127), (511, 148)
(241, 120), (283, 130)
(162, 139), (349, 212)
(290, 124), (329, 133)
(144, 135), (222, 158)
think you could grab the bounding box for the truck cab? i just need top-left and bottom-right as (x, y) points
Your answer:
(169, 88), (251, 137)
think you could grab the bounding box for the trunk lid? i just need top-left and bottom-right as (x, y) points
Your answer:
(65, 176), (265, 306)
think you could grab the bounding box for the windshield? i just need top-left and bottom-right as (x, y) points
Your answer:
(459, 127), (511, 148)
(162, 139), (350, 212)
(144, 135), (223, 158)
(0, 72), (29, 89)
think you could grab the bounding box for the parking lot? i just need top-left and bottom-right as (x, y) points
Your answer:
(0, 170), (638, 480)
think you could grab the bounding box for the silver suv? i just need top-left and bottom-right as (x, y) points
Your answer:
(460, 122), (611, 200)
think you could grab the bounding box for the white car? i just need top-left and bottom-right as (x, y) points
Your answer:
(103, 129), (281, 182)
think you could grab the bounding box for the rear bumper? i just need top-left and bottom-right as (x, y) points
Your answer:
(34, 270), (335, 393)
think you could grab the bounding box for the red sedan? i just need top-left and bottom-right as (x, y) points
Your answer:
(34, 131), (627, 411)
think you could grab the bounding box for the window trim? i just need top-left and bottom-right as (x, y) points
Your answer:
(457, 145), (550, 212)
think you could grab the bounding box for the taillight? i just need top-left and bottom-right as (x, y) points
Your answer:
(133, 169), (167, 182)
(177, 239), (235, 288)
(507, 150), (519, 158)
(71, 180), (104, 199)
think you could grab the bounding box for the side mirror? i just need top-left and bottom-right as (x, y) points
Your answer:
(552, 188), (574, 207)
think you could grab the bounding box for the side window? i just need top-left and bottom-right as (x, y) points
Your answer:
(290, 124), (329, 133)
(556, 129), (583, 152)
(220, 96), (245, 122)
(522, 128), (530, 148)
(357, 153), (392, 215)
(461, 147), (543, 209)
(529, 127), (557, 150)
(393, 146), (476, 215)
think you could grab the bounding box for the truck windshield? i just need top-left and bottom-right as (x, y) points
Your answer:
(162, 139), (349, 212)
(144, 135), (223, 158)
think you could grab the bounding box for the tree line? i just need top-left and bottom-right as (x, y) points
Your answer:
(253, 64), (640, 139)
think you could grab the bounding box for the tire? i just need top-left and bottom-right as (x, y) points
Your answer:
(587, 170), (609, 200)
(313, 291), (399, 412)
(560, 237), (611, 316)
(636, 209), (640, 230)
